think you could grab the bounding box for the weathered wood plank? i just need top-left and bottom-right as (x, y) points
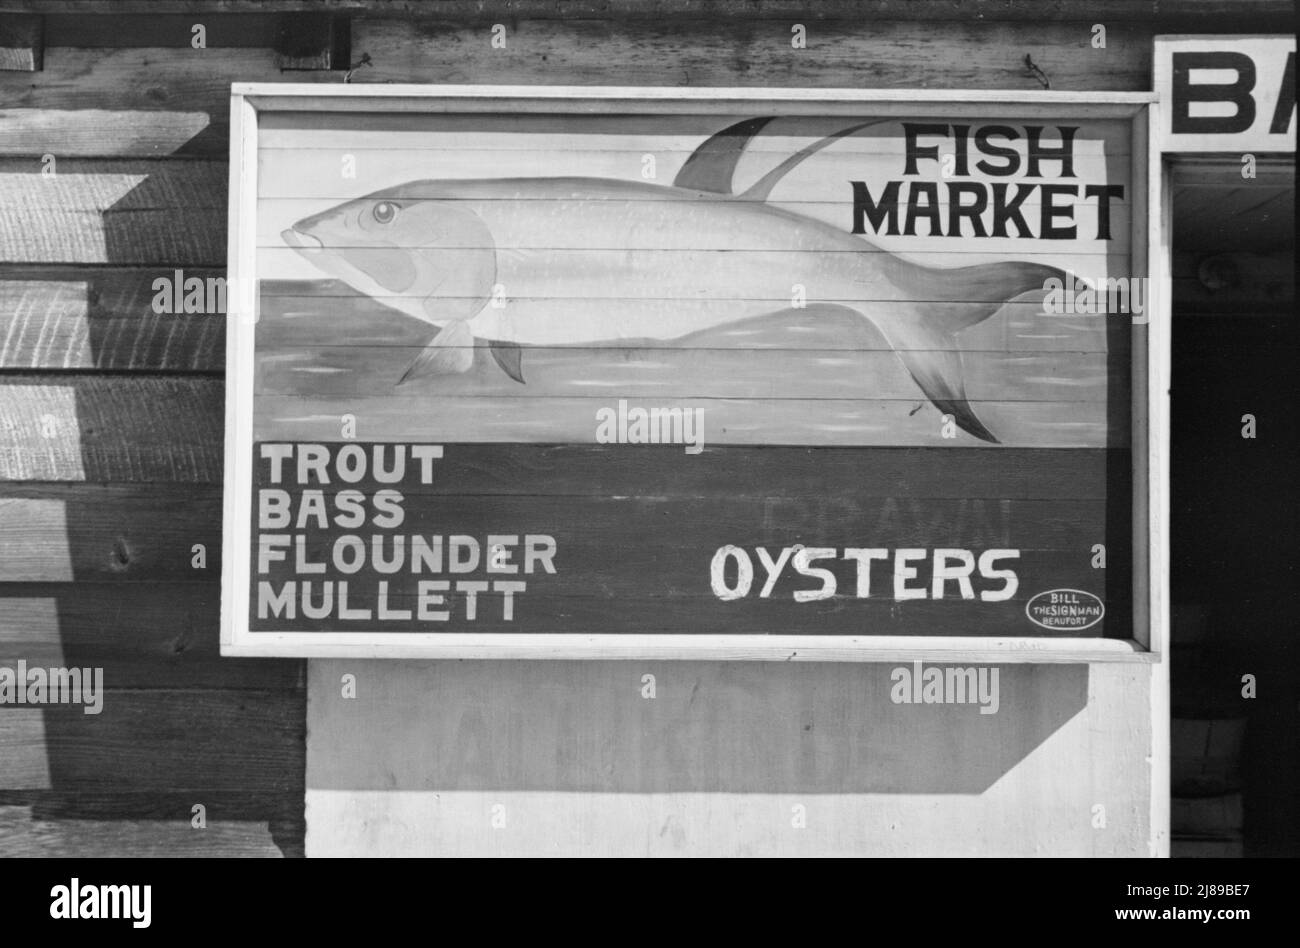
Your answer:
(0, 1), (335, 11)
(0, 689), (304, 792)
(3, 2), (1294, 25)
(250, 443), (1118, 500)
(0, 485), (220, 582)
(257, 345), (1122, 402)
(258, 281), (1122, 353)
(0, 268), (225, 369)
(44, 12), (285, 47)
(0, 48), (320, 114)
(0, 109), (218, 158)
(0, 16), (1158, 108)
(250, 494), (1108, 547)
(0, 376), (222, 483)
(0, 790), (303, 856)
(352, 18), (1151, 91)
(254, 368), (1120, 409)
(248, 498), (1116, 585)
(259, 228), (1132, 261)
(253, 393), (1126, 447)
(247, 583), (1126, 622)
(0, 13), (42, 72)
(0, 789), (300, 822)
(255, 138), (1131, 197)
(258, 118), (1137, 157)
(0, 49), (334, 155)
(260, 249), (1127, 286)
(0, 811), (293, 857)
(0, 159), (226, 265)
(0, 13), (1163, 158)
(0, 582), (304, 690)
(253, 297), (1122, 407)
(255, 595), (1125, 638)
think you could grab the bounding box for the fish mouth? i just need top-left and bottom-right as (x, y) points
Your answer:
(282, 227), (324, 254)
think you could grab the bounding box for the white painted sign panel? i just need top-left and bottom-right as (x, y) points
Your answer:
(1155, 35), (1296, 153)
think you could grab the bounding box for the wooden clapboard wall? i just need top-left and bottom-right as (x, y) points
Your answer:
(0, 4), (334, 858)
(0, 0), (1292, 857)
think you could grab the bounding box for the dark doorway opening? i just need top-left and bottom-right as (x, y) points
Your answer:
(1169, 158), (1296, 857)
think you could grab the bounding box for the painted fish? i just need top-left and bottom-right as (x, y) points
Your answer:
(282, 118), (1061, 442)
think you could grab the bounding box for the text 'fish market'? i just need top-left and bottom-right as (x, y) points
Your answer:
(850, 124), (1125, 240)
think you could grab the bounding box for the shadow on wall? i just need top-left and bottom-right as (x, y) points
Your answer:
(309, 661), (1089, 795)
(0, 165), (305, 856)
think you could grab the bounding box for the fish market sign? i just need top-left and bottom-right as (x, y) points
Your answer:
(1155, 36), (1296, 153)
(850, 123), (1125, 240)
(221, 86), (1150, 660)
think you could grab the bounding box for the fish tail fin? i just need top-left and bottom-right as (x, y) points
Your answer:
(870, 260), (1064, 443)
(891, 340), (1000, 444)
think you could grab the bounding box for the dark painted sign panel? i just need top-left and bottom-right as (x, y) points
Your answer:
(248, 443), (1128, 637)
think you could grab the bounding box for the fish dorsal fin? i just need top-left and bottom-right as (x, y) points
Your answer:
(740, 119), (888, 202)
(673, 117), (774, 194)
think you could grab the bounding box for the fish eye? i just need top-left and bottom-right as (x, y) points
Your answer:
(372, 202), (398, 224)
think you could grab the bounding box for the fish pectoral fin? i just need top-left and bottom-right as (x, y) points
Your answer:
(488, 339), (525, 384)
(396, 321), (475, 385)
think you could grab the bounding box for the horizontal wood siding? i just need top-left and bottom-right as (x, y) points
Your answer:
(0, 268), (225, 370)
(0, 11), (308, 855)
(353, 18), (1151, 90)
(0, 0), (1268, 855)
(2, 2), (1293, 20)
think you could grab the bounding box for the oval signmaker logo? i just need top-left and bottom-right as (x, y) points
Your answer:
(1025, 589), (1105, 631)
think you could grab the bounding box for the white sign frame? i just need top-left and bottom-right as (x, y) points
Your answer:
(221, 85), (1160, 662)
